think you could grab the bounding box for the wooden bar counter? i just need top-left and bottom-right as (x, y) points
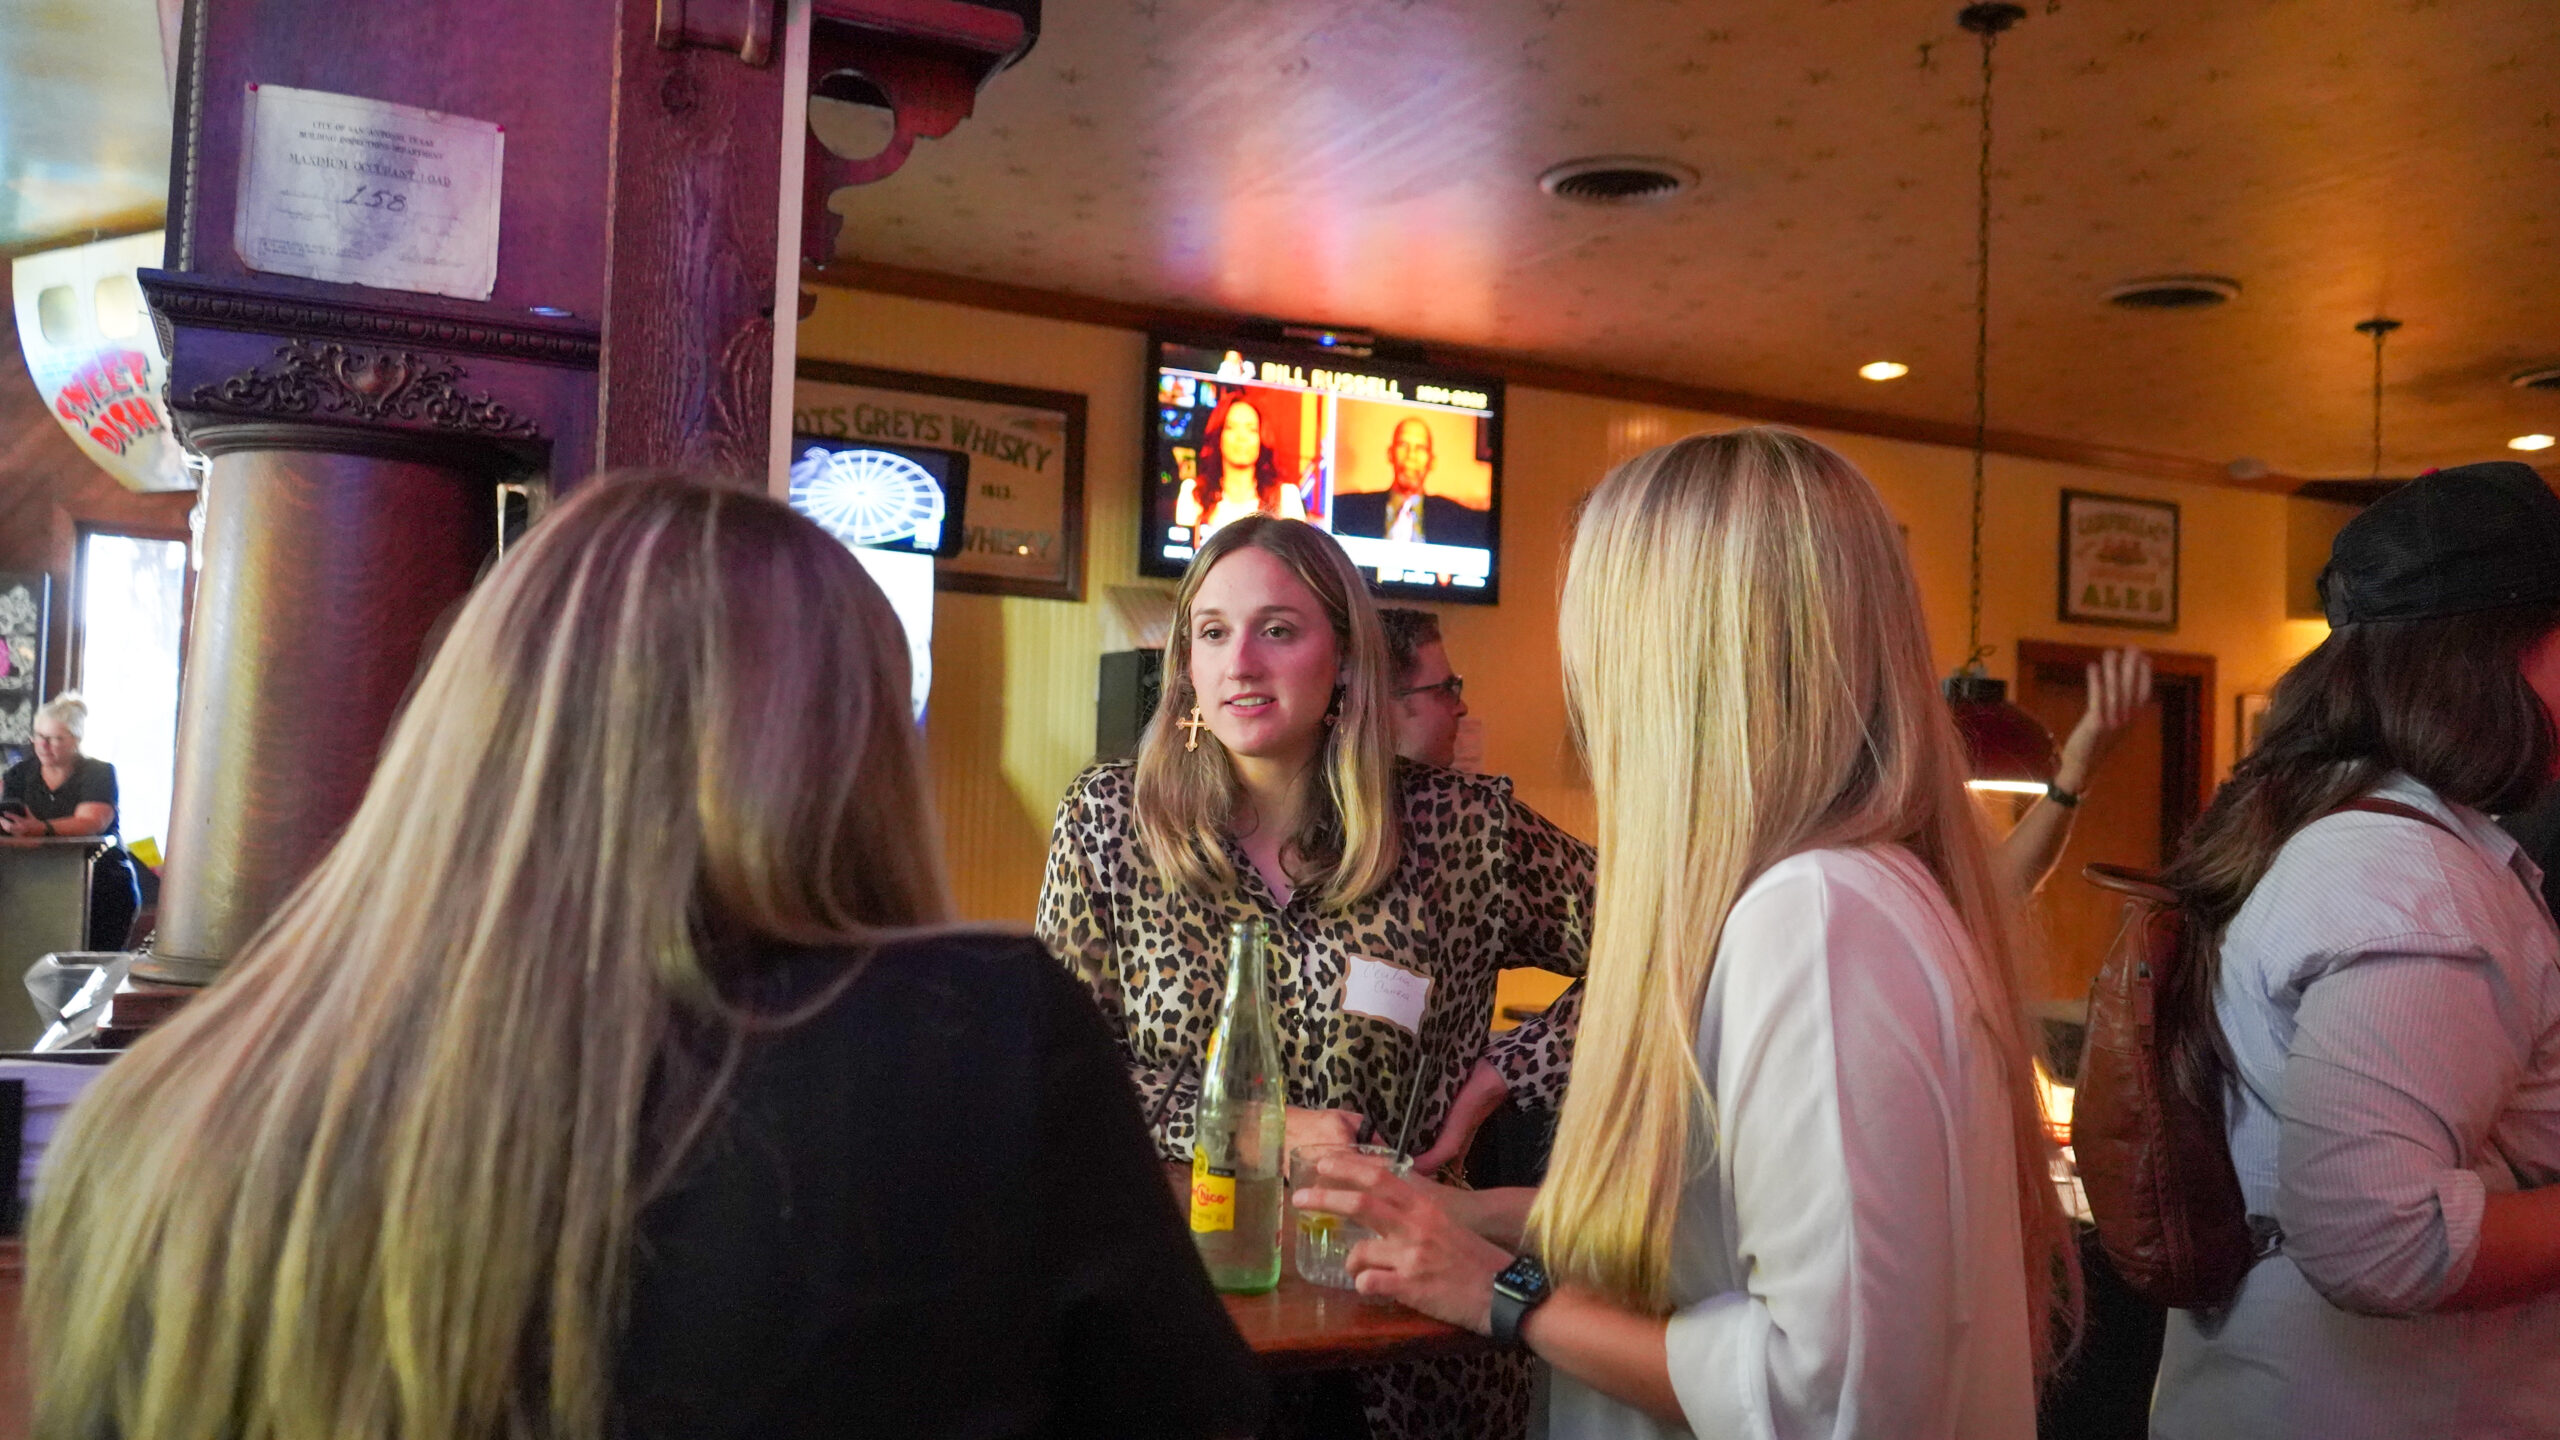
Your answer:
(1166, 1162), (1495, 1373)
(0, 1172), (1494, 1436)
(0, 1240), (23, 1434)
(1221, 1268), (1491, 1374)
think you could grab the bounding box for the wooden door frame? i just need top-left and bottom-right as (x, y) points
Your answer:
(2015, 640), (2217, 864)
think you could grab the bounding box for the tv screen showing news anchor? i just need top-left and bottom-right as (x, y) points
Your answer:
(1141, 336), (1503, 603)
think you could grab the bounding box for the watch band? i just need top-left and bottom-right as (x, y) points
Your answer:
(2043, 782), (2082, 809)
(1489, 1253), (1551, 1347)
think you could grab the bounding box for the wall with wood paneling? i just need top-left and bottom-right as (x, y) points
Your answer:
(799, 284), (2329, 926)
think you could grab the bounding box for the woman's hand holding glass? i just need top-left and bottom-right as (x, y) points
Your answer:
(1291, 1148), (1516, 1335)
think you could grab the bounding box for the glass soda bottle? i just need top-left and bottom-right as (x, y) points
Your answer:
(1190, 918), (1287, 1293)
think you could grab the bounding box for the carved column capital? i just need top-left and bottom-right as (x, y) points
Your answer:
(187, 338), (543, 439)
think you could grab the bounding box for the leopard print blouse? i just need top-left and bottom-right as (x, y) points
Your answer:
(1035, 758), (1591, 1164)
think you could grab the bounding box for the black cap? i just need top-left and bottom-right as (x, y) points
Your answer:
(2317, 461), (2560, 626)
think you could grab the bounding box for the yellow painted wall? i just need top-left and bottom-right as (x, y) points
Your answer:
(799, 286), (2328, 924)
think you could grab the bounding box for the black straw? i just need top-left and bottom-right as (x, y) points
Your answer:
(1386, 1050), (1428, 1163)
(1148, 1053), (1196, 1137)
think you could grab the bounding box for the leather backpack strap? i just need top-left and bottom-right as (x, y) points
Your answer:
(2333, 796), (2464, 839)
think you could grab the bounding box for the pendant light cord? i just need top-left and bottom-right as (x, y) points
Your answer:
(1960, 4), (2021, 670)
(2354, 316), (2400, 482)
(2370, 326), (2383, 480)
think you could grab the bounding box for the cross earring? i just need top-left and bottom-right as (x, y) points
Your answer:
(1182, 705), (1209, 752)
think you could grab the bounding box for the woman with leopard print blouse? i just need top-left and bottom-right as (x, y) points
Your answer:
(1036, 516), (1592, 1440)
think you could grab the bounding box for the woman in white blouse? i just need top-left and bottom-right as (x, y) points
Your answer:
(1297, 427), (2075, 1438)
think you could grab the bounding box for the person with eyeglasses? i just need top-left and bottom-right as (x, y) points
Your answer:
(1379, 607), (1469, 770)
(1377, 606), (1583, 1195)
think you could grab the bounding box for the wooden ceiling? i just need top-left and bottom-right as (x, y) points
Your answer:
(821, 0), (2560, 482)
(5, 1), (2553, 482)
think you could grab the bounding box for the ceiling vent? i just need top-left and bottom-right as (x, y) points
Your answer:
(2510, 364), (2560, 391)
(1537, 156), (1699, 206)
(2105, 274), (2242, 310)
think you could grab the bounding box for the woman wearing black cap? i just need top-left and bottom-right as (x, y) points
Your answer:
(2147, 461), (2560, 1439)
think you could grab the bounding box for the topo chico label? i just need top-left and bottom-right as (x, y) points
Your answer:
(1190, 1149), (1237, 1233)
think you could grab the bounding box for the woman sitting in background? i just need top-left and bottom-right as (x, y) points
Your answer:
(2, 690), (138, 949)
(1303, 428), (2075, 1438)
(31, 475), (1263, 1440)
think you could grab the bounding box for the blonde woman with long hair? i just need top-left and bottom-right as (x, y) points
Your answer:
(31, 475), (1264, 1440)
(1298, 429), (2076, 1438)
(1037, 515), (1595, 1440)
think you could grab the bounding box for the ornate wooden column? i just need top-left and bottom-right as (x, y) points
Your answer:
(146, 435), (497, 978)
(128, 0), (1035, 986)
(134, 0), (772, 981)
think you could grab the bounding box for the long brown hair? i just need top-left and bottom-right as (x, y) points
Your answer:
(2159, 604), (2560, 1105)
(30, 474), (952, 1440)
(1192, 391), (1285, 518)
(1133, 515), (1400, 909)
(1531, 428), (2077, 1369)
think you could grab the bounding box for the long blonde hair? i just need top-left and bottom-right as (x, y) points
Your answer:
(1133, 515), (1400, 909)
(1528, 428), (2074, 1365)
(29, 474), (953, 1440)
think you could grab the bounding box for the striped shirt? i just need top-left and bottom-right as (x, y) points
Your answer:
(2152, 773), (2560, 1439)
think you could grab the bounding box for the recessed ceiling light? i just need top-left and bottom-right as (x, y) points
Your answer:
(2105, 274), (2242, 310)
(2511, 434), (2557, 452)
(1536, 156), (1700, 206)
(1859, 361), (1910, 381)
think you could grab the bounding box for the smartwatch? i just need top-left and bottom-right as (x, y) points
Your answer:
(1489, 1252), (1552, 1347)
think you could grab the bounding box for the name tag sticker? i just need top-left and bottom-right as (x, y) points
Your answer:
(1343, 955), (1432, 1036)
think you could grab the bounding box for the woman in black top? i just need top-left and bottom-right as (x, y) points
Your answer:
(621, 932), (1254, 1439)
(30, 475), (1264, 1440)
(2, 690), (138, 948)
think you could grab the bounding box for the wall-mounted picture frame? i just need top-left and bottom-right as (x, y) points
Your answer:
(2060, 489), (2179, 631)
(790, 361), (1087, 602)
(0, 572), (50, 757)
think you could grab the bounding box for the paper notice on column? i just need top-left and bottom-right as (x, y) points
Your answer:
(233, 84), (503, 301)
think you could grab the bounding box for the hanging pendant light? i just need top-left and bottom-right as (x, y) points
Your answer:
(1942, 2), (2056, 794)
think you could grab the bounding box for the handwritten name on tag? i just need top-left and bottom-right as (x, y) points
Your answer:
(234, 84), (504, 301)
(1342, 955), (1432, 1037)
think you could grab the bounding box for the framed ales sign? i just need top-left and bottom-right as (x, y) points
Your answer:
(2059, 489), (2179, 630)
(790, 362), (1087, 601)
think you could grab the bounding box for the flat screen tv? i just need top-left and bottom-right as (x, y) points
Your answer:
(1139, 334), (1504, 603)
